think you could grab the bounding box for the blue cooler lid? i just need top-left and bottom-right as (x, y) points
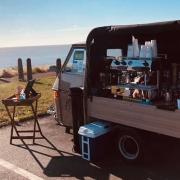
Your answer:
(78, 121), (113, 138)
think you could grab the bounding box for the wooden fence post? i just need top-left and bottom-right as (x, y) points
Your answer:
(18, 58), (24, 81)
(56, 58), (61, 76)
(27, 58), (32, 81)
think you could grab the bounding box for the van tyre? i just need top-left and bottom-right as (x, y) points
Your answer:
(117, 130), (143, 163)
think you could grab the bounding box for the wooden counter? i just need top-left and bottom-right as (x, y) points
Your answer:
(88, 96), (180, 138)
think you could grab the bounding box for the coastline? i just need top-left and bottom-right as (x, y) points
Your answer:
(0, 64), (54, 79)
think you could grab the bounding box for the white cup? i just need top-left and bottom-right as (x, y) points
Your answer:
(127, 45), (134, 58)
(151, 40), (157, 58)
(139, 45), (146, 58)
(145, 41), (152, 59)
(133, 39), (139, 58)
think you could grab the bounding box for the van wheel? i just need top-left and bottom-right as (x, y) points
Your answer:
(117, 130), (143, 163)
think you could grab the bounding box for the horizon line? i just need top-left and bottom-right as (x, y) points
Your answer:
(0, 42), (85, 49)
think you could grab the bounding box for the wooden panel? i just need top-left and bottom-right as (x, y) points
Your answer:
(88, 96), (180, 138)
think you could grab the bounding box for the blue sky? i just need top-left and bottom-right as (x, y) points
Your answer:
(0, 0), (180, 47)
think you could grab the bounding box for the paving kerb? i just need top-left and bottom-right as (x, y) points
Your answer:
(0, 165), (27, 180)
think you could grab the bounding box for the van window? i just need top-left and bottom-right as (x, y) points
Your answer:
(73, 50), (84, 61)
(65, 49), (85, 74)
(107, 49), (122, 59)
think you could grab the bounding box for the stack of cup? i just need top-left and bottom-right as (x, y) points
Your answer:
(139, 40), (157, 59)
(139, 45), (146, 58)
(127, 37), (157, 59)
(151, 40), (157, 58)
(133, 36), (139, 58)
(145, 41), (152, 59)
(127, 36), (140, 58)
(127, 45), (134, 58)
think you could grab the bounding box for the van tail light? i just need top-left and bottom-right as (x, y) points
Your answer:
(53, 91), (60, 98)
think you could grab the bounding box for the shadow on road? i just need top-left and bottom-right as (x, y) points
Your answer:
(44, 155), (111, 180)
(43, 139), (180, 180)
(12, 132), (180, 180)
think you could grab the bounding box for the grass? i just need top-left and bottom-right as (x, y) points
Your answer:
(0, 76), (55, 125)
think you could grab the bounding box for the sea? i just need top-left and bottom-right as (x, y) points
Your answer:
(0, 44), (71, 69)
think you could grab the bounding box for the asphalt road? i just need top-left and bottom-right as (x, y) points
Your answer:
(0, 116), (180, 180)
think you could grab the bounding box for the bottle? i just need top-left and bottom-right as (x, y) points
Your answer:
(165, 89), (172, 102)
(20, 89), (26, 100)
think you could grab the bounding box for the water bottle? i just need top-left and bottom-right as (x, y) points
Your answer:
(20, 90), (26, 100)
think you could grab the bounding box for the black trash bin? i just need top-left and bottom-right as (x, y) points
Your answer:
(70, 87), (84, 153)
